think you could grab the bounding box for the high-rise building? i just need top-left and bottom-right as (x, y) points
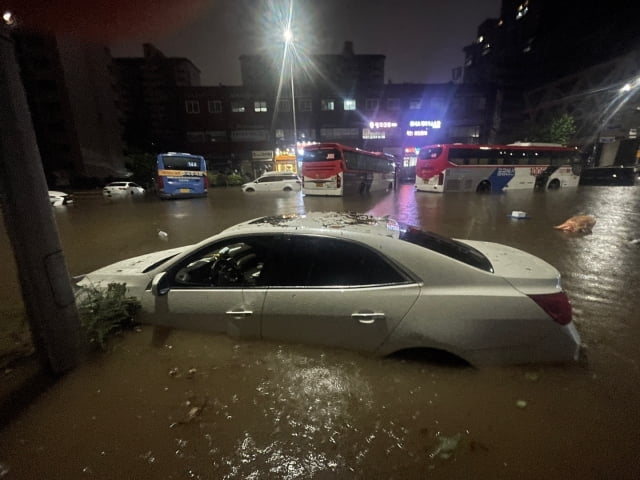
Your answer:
(13, 30), (126, 186)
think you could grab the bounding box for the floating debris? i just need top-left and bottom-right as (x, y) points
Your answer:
(554, 215), (596, 233)
(157, 230), (169, 240)
(516, 399), (528, 409)
(429, 433), (461, 459)
(508, 210), (529, 219)
(524, 372), (540, 382)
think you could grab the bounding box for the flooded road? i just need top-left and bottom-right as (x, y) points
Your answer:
(1, 184), (640, 479)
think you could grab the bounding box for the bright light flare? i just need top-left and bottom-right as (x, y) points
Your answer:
(3, 10), (16, 25)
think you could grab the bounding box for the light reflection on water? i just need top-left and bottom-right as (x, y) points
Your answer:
(1, 185), (640, 479)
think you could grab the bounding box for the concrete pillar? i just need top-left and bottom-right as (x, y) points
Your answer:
(0, 23), (81, 374)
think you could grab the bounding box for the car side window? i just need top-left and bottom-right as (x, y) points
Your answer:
(171, 236), (272, 288)
(264, 235), (406, 287)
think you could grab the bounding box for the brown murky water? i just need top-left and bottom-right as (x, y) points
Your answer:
(1, 184), (640, 479)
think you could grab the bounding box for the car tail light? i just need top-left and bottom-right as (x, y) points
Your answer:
(204, 175), (209, 189)
(157, 176), (164, 192)
(528, 292), (572, 325)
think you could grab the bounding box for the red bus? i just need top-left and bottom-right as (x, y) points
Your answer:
(415, 142), (582, 193)
(301, 143), (395, 196)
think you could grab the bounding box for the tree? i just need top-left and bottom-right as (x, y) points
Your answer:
(531, 113), (577, 145)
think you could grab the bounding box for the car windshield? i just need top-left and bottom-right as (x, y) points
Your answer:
(399, 225), (494, 272)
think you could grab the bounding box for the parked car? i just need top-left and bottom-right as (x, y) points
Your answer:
(75, 212), (581, 366)
(48, 190), (73, 206)
(241, 172), (301, 192)
(102, 182), (145, 198)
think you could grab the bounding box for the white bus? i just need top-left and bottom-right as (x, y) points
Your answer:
(415, 142), (582, 193)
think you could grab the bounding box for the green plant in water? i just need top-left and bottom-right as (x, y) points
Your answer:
(76, 283), (141, 350)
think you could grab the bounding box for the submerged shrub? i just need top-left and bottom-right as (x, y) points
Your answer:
(76, 283), (141, 350)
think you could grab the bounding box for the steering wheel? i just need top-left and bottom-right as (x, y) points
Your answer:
(210, 257), (240, 285)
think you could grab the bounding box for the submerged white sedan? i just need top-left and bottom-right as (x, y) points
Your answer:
(75, 212), (581, 366)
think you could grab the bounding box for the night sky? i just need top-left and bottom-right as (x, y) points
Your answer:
(13, 0), (501, 86)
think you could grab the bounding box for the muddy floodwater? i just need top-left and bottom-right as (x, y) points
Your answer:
(1, 184), (639, 479)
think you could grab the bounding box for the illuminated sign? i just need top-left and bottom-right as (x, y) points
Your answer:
(369, 121), (398, 129)
(406, 119), (442, 137)
(408, 120), (442, 129)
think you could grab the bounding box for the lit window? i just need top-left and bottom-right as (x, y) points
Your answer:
(231, 101), (245, 113)
(254, 101), (268, 113)
(321, 99), (335, 111)
(344, 99), (356, 111)
(185, 100), (200, 114)
(516, 2), (529, 20)
(208, 100), (222, 113)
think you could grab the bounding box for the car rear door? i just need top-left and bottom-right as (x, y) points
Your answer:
(260, 235), (420, 352)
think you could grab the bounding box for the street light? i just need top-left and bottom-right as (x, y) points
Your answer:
(283, 25), (297, 155)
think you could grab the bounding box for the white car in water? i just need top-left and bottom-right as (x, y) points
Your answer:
(241, 172), (302, 192)
(48, 190), (73, 206)
(102, 181), (145, 198)
(75, 212), (581, 366)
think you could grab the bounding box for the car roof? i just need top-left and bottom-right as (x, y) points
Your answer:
(261, 171), (297, 176)
(222, 212), (400, 239)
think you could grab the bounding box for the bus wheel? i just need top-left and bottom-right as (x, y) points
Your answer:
(476, 180), (491, 193)
(548, 179), (561, 189)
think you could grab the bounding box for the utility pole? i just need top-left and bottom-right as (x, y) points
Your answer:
(0, 20), (81, 374)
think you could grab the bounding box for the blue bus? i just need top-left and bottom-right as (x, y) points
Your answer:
(156, 152), (208, 199)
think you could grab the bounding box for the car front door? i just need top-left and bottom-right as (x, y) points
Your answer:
(141, 236), (272, 338)
(260, 235), (421, 352)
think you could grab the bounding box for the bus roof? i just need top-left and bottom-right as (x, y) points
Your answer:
(422, 143), (577, 151)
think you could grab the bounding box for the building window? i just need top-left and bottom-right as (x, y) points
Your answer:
(409, 99), (422, 110)
(254, 101), (268, 113)
(204, 130), (227, 142)
(449, 125), (480, 144)
(362, 128), (385, 140)
(386, 98), (400, 111)
(186, 131), (205, 143)
(321, 99), (335, 111)
(344, 99), (356, 111)
(208, 100), (222, 113)
(516, 2), (529, 20)
(299, 98), (312, 112)
(231, 101), (245, 113)
(277, 99), (291, 112)
(185, 100), (200, 114)
(430, 97), (447, 111)
(365, 98), (379, 110)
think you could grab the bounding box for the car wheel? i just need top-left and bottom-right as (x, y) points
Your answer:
(548, 179), (561, 189)
(283, 186), (292, 192)
(476, 180), (491, 193)
(245, 187), (255, 192)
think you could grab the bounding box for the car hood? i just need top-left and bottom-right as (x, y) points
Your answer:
(458, 239), (561, 294)
(75, 245), (190, 292)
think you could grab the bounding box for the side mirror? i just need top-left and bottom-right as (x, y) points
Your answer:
(151, 272), (170, 296)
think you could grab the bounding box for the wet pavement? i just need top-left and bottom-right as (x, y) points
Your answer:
(1, 184), (639, 479)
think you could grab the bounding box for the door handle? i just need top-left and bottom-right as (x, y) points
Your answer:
(351, 312), (385, 324)
(225, 309), (253, 318)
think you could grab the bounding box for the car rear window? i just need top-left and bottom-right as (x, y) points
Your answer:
(399, 226), (494, 272)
